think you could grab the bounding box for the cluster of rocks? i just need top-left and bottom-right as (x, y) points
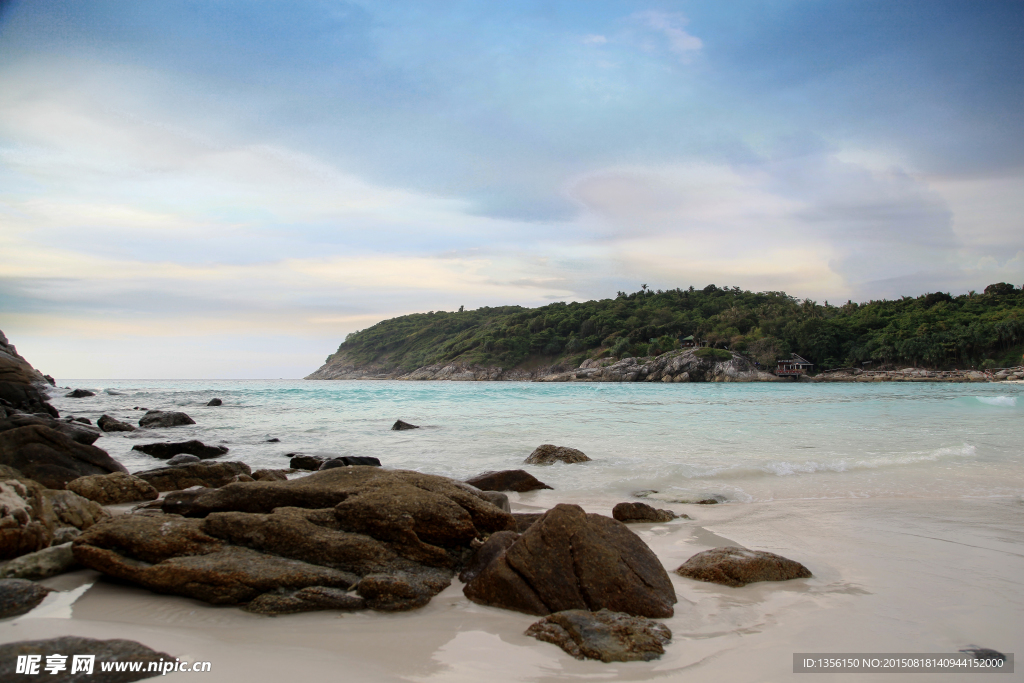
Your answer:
(813, 367), (996, 382)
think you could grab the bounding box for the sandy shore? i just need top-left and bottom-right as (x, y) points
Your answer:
(3, 495), (1021, 682)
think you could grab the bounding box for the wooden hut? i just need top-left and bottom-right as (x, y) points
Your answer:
(776, 354), (814, 376)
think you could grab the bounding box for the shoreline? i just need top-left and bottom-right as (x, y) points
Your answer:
(4, 495), (1020, 682)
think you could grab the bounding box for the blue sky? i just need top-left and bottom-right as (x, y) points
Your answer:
(1, 0), (1022, 378)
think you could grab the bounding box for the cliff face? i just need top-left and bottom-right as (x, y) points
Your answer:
(305, 348), (778, 383)
(0, 329), (56, 414)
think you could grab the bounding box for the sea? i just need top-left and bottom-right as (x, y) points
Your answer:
(47, 380), (1024, 505)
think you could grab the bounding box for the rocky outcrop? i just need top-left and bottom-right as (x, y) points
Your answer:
(0, 543), (78, 580)
(73, 468), (516, 613)
(675, 547), (812, 587)
(0, 330), (57, 417)
(98, 414), (138, 432)
(1, 411), (103, 445)
(66, 472), (159, 505)
(0, 425), (127, 489)
(391, 420), (419, 430)
(0, 578), (52, 619)
(612, 502), (678, 523)
(524, 444), (590, 465)
(0, 465), (107, 560)
(465, 469), (552, 492)
(463, 503), (676, 618)
(812, 367), (1005, 383)
(131, 440), (228, 460)
(132, 461), (251, 492)
(0, 636), (171, 682)
(539, 348), (779, 383)
(304, 351), (548, 381)
(138, 410), (196, 428)
(526, 609), (672, 662)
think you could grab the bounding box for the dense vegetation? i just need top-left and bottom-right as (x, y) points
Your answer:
(327, 283), (1024, 373)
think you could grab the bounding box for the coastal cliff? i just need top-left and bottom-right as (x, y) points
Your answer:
(0, 330), (56, 413)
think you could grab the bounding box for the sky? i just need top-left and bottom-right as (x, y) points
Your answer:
(1, 0), (1022, 378)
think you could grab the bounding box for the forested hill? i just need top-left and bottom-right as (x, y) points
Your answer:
(318, 283), (1024, 375)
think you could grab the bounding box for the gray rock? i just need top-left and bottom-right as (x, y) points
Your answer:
(137, 410), (195, 428)
(0, 578), (51, 618)
(131, 440), (228, 460)
(525, 608), (672, 662)
(166, 454), (201, 466)
(97, 415), (137, 433)
(0, 636), (172, 682)
(675, 547), (812, 587)
(391, 419), (419, 430)
(0, 543), (78, 580)
(51, 526), (81, 545)
(524, 444), (591, 465)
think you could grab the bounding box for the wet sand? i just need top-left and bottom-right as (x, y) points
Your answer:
(3, 495), (1021, 682)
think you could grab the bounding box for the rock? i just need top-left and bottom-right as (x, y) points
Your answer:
(207, 398), (223, 406)
(288, 454), (324, 470)
(463, 504), (676, 618)
(1, 412), (103, 445)
(137, 410), (195, 428)
(51, 526), (80, 545)
(0, 424), (127, 489)
(476, 491), (510, 512)
(66, 472), (159, 505)
(97, 414), (137, 432)
(459, 530), (519, 584)
(265, 437), (280, 443)
(231, 474), (255, 483)
(0, 332), (57, 417)
(65, 389), (95, 398)
(0, 636), (171, 681)
(511, 512), (544, 533)
(132, 461), (252, 492)
(391, 419), (419, 430)
(675, 547), (812, 587)
(252, 469), (288, 482)
(465, 469), (553, 492)
(0, 578), (51, 618)
(319, 456), (382, 470)
(0, 542), (78, 580)
(131, 440), (228, 460)
(612, 502), (677, 523)
(245, 586), (366, 615)
(166, 454), (200, 466)
(525, 608), (672, 662)
(356, 568), (453, 611)
(71, 417), (92, 425)
(524, 444), (591, 465)
(0, 466), (108, 560)
(72, 515), (359, 604)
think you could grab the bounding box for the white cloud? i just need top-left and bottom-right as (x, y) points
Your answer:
(582, 34), (608, 45)
(632, 11), (703, 61)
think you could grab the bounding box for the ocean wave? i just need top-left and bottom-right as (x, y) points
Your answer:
(974, 396), (1017, 407)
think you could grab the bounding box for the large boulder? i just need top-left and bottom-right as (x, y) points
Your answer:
(465, 469), (553, 492)
(0, 636), (171, 681)
(131, 440), (228, 460)
(0, 578), (52, 619)
(0, 424), (127, 489)
(138, 410), (195, 428)
(0, 465), (108, 560)
(1, 412), (102, 445)
(463, 504), (676, 618)
(675, 547), (812, 587)
(132, 461), (251, 492)
(66, 472), (159, 505)
(289, 454), (324, 470)
(0, 543), (78, 580)
(612, 502), (678, 523)
(526, 609), (672, 662)
(98, 414), (138, 432)
(74, 468), (516, 613)
(65, 388), (95, 398)
(524, 445), (591, 465)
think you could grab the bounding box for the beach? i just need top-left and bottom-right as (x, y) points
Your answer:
(3, 380), (1022, 681)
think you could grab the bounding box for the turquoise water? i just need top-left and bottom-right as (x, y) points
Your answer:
(49, 380), (1024, 503)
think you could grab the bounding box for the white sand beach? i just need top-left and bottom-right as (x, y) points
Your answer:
(4, 494), (1021, 682)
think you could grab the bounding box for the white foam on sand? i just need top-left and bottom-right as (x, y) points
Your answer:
(3, 496), (1022, 682)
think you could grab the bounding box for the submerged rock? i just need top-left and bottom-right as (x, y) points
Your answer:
(131, 440), (228, 460)
(138, 410), (195, 428)
(66, 472), (159, 505)
(612, 502), (678, 523)
(98, 414), (137, 432)
(391, 419), (419, 431)
(675, 547), (812, 587)
(463, 503), (676, 617)
(465, 469), (553, 492)
(65, 389), (95, 398)
(0, 578), (52, 619)
(207, 398), (223, 406)
(524, 445), (591, 466)
(526, 608), (672, 662)
(0, 636), (171, 681)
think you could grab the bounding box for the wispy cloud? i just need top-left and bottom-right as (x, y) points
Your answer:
(632, 10), (703, 61)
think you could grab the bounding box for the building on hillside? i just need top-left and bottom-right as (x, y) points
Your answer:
(680, 335), (709, 348)
(776, 354), (814, 376)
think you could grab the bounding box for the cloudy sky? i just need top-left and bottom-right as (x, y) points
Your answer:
(1, 1), (1022, 378)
